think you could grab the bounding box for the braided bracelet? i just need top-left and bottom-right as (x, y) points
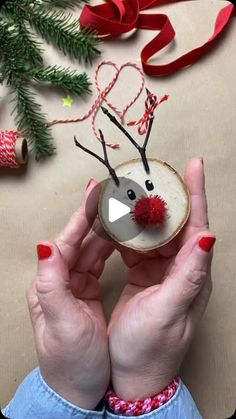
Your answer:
(105, 377), (179, 416)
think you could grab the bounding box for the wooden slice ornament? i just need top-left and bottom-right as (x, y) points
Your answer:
(99, 158), (190, 251)
(74, 89), (190, 251)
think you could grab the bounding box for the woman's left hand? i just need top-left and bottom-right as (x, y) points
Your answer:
(27, 180), (115, 409)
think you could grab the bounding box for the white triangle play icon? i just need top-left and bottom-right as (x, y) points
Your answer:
(108, 198), (131, 223)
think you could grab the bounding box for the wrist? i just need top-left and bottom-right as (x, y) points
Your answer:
(40, 369), (106, 410)
(46, 386), (101, 410)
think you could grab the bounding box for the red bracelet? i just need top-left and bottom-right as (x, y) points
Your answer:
(105, 377), (179, 416)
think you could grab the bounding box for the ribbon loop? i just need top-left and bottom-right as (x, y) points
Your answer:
(80, 0), (235, 76)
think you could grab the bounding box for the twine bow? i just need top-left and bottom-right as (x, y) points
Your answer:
(128, 91), (169, 135)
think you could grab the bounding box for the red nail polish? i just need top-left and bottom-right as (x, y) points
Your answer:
(37, 244), (52, 260)
(199, 236), (216, 252)
(86, 178), (94, 190)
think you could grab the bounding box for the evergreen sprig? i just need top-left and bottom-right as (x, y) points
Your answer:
(15, 23), (43, 66)
(0, 18), (22, 75)
(11, 78), (55, 158)
(0, 0), (101, 159)
(27, 6), (100, 63)
(29, 65), (92, 95)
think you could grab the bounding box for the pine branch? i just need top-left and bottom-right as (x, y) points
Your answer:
(1, 2), (43, 65)
(0, 18), (42, 78)
(16, 23), (43, 65)
(0, 0), (98, 160)
(0, 0), (9, 9)
(29, 65), (92, 95)
(27, 6), (101, 63)
(0, 19), (21, 82)
(11, 77), (55, 158)
(0, 0), (26, 22)
(43, 0), (88, 9)
(0, 18), (18, 59)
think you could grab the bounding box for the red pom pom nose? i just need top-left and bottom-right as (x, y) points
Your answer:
(132, 195), (167, 226)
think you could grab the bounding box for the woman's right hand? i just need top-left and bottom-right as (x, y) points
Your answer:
(108, 158), (216, 400)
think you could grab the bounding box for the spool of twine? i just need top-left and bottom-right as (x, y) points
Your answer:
(0, 130), (28, 168)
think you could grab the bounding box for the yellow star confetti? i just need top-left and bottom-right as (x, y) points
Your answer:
(62, 95), (73, 107)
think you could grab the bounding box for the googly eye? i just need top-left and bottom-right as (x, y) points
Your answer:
(145, 179), (154, 191)
(127, 189), (136, 200)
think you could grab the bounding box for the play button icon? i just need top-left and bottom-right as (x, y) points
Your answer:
(85, 176), (147, 243)
(108, 198), (131, 222)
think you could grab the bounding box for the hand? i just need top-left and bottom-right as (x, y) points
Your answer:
(27, 180), (115, 409)
(108, 157), (216, 400)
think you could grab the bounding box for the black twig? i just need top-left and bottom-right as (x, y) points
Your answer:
(74, 136), (104, 165)
(101, 105), (151, 174)
(101, 106), (140, 151)
(98, 130), (120, 186)
(74, 132), (120, 186)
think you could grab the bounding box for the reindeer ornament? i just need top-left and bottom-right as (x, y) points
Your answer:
(75, 90), (190, 252)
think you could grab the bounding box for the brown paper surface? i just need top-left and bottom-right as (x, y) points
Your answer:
(0, 1), (235, 417)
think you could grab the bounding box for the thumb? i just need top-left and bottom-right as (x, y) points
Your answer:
(34, 242), (74, 321)
(161, 232), (216, 314)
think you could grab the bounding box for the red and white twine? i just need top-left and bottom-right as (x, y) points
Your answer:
(106, 377), (179, 416)
(47, 60), (145, 149)
(0, 130), (20, 169)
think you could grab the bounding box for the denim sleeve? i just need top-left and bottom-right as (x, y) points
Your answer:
(104, 380), (203, 419)
(2, 367), (105, 419)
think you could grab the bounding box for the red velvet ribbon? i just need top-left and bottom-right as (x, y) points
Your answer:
(80, 0), (235, 76)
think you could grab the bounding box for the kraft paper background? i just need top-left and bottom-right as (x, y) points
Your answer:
(0, 1), (235, 418)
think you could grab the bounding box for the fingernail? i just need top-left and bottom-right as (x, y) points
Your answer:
(199, 236), (216, 252)
(86, 178), (94, 190)
(37, 244), (52, 260)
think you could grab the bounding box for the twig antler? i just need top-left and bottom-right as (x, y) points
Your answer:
(74, 89), (168, 182)
(101, 89), (158, 174)
(101, 106), (150, 173)
(74, 130), (120, 186)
